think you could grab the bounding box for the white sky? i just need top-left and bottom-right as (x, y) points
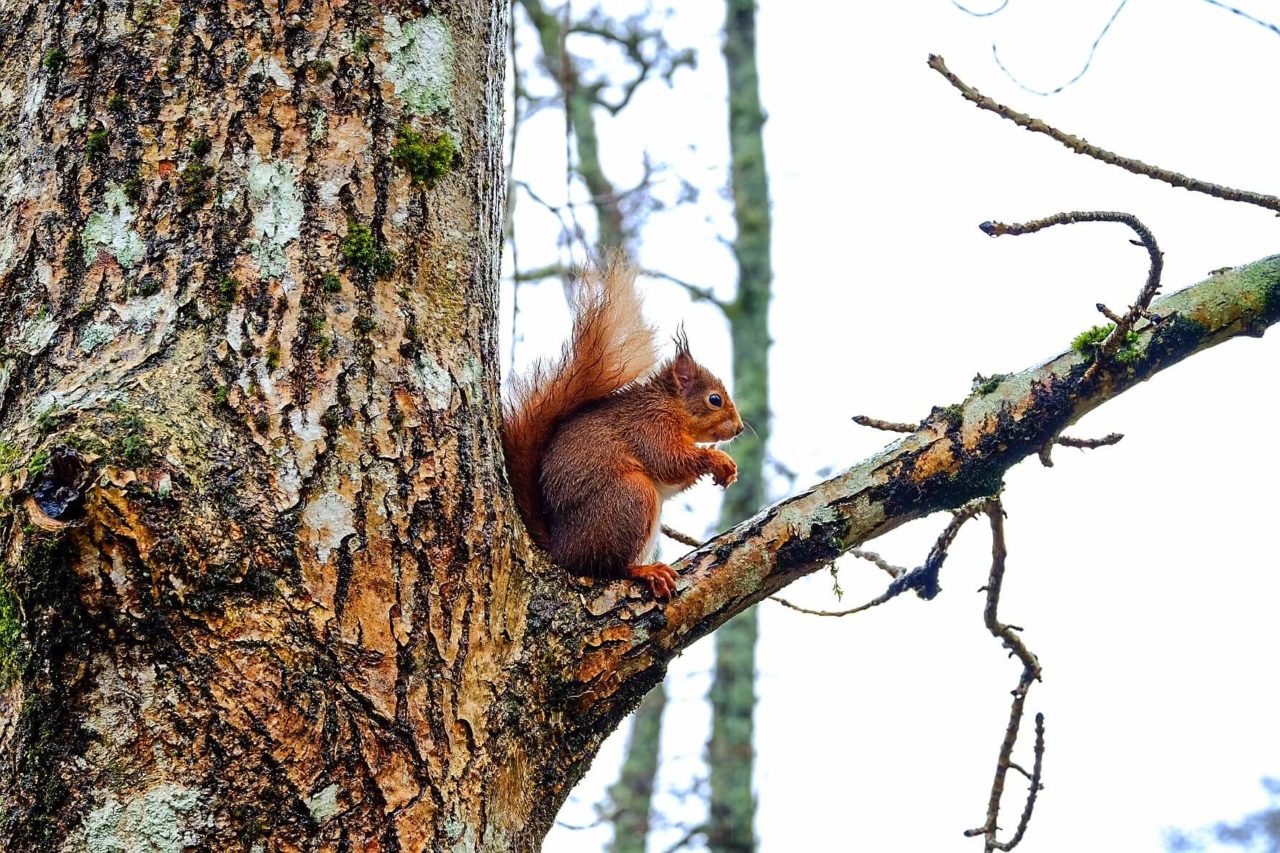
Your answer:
(506, 2), (1280, 851)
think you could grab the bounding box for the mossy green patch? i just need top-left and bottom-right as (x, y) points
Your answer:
(0, 576), (25, 686)
(218, 275), (238, 308)
(35, 404), (65, 436)
(939, 403), (963, 429)
(136, 276), (161, 298)
(0, 441), (20, 472)
(1260, 276), (1280, 325)
(180, 161), (214, 210)
(391, 125), (457, 186)
(106, 402), (150, 466)
(107, 93), (126, 112)
(121, 177), (143, 203)
(85, 129), (109, 158)
(42, 47), (67, 72)
(341, 222), (394, 279)
(189, 136), (212, 157)
(1072, 323), (1139, 364)
(320, 271), (342, 294)
(973, 373), (1007, 395)
(26, 450), (50, 478)
(308, 59), (335, 81)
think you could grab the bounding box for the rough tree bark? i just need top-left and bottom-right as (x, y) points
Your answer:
(1, 2), (1277, 852)
(0, 0), (522, 849)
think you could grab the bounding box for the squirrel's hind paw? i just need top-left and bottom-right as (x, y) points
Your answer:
(628, 562), (679, 600)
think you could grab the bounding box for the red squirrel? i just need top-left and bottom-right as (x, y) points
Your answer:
(502, 258), (743, 598)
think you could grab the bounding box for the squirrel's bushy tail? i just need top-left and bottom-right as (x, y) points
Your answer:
(502, 257), (658, 546)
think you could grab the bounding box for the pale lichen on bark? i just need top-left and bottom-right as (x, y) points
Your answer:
(246, 158), (304, 280)
(383, 14), (457, 117)
(81, 184), (145, 270)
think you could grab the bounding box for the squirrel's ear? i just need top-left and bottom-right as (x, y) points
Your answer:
(670, 350), (696, 390)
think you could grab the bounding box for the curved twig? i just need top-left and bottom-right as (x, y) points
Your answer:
(991, 0), (1129, 96)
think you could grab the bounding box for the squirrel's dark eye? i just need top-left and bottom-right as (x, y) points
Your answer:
(708, 393), (723, 408)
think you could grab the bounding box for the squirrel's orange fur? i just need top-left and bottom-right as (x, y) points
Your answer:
(502, 258), (742, 598)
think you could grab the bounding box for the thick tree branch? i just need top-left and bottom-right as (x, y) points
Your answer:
(557, 254), (1280, 730)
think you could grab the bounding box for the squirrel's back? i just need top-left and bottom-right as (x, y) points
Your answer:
(502, 258), (658, 546)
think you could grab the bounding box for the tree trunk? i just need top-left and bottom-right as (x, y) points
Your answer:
(0, 0), (543, 848)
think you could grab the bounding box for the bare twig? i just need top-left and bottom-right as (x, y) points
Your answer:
(964, 500), (1045, 852)
(568, 10), (695, 116)
(852, 548), (906, 579)
(772, 500), (986, 617)
(991, 0), (1129, 96)
(1039, 430), (1125, 467)
(1095, 302), (1125, 324)
(641, 268), (727, 311)
(1036, 443), (1055, 469)
(852, 415), (915, 433)
(1055, 433), (1123, 450)
(978, 209), (1164, 380)
(1002, 714), (1046, 851)
(927, 54), (1280, 215)
(661, 525), (702, 548)
(951, 0), (1010, 17)
(512, 263), (566, 284)
(660, 824), (708, 853)
(770, 594), (886, 618)
(1201, 0), (1280, 38)
(979, 211), (1161, 314)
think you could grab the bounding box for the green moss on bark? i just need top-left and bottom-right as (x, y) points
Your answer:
(391, 125), (457, 186)
(341, 222), (395, 279)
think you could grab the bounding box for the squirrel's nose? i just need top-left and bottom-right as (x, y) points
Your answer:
(734, 421), (745, 437)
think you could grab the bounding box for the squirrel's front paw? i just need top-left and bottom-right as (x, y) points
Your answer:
(709, 451), (737, 488)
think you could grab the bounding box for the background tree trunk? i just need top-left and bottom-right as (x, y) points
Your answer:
(707, 0), (772, 849)
(517, 0), (628, 253)
(605, 683), (666, 853)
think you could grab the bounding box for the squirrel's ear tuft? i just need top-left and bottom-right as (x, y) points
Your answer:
(673, 325), (691, 358)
